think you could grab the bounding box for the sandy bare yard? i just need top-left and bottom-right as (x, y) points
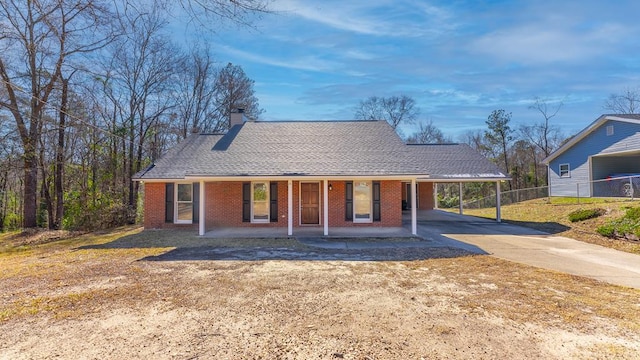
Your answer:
(1, 228), (639, 359)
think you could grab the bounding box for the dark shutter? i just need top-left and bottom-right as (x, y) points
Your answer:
(165, 183), (174, 223)
(345, 181), (353, 221)
(192, 182), (200, 224)
(373, 181), (381, 222)
(242, 182), (251, 222)
(270, 182), (278, 222)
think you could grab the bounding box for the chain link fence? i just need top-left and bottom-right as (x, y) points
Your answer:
(458, 175), (640, 209)
(462, 186), (549, 209)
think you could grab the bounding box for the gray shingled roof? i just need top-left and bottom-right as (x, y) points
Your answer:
(134, 120), (507, 180)
(408, 144), (507, 179)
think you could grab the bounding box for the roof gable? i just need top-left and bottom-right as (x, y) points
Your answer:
(542, 114), (640, 164)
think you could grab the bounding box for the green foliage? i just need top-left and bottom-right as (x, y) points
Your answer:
(63, 191), (133, 231)
(568, 208), (605, 222)
(596, 207), (640, 240)
(438, 195), (460, 209)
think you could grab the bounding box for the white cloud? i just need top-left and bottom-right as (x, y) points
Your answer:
(219, 44), (339, 72)
(270, 0), (455, 38)
(470, 22), (627, 65)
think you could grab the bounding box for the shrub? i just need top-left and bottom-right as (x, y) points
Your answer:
(568, 208), (605, 222)
(597, 207), (640, 240)
(596, 224), (615, 237)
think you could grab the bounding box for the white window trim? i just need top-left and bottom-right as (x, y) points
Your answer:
(174, 182), (193, 224)
(559, 163), (570, 178)
(606, 125), (614, 136)
(251, 181), (270, 223)
(353, 180), (373, 223)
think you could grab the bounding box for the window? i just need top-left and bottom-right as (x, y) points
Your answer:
(559, 164), (570, 178)
(606, 125), (614, 136)
(175, 183), (193, 223)
(353, 181), (372, 223)
(252, 182), (270, 223)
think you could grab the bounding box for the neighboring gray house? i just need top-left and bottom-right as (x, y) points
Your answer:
(542, 114), (640, 197)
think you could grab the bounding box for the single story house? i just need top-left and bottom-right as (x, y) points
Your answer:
(134, 112), (508, 235)
(542, 114), (640, 197)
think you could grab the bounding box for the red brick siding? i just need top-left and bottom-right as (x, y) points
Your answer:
(206, 181), (288, 229)
(328, 180), (402, 227)
(142, 182), (198, 230)
(417, 183), (435, 210)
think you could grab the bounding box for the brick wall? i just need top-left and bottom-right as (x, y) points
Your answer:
(142, 182), (197, 230)
(417, 183), (435, 210)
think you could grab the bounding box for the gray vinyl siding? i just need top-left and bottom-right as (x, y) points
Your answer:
(548, 120), (640, 197)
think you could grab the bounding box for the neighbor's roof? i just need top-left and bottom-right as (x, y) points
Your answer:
(542, 114), (640, 164)
(134, 120), (508, 181)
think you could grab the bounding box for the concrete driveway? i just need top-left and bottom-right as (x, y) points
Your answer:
(417, 210), (640, 289)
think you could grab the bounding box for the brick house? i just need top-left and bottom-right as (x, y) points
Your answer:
(134, 113), (507, 236)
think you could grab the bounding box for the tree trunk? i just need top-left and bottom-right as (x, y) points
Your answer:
(23, 140), (38, 228)
(54, 79), (69, 230)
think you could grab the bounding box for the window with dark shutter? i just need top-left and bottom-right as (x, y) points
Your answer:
(270, 182), (278, 222)
(373, 181), (381, 222)
(192, 182), (199, 224)
(165, 183), (174, 223)
(345, 181), (353, 221)
(242, 182), (251, 222)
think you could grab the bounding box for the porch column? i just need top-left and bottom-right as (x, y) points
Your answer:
(411, 178), (417, 235)
(198, 180), (205, 236)
(287, 180), (293, 236)
(323, 180), (329, 236)
(458, 182), (463, 215)
(433, 183), (438, 209)
(496, 181), (502, 223)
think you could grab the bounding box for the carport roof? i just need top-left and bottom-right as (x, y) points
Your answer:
(134, 120), (509, 181)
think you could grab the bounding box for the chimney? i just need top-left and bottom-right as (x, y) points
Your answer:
(229, 108), (248, 128)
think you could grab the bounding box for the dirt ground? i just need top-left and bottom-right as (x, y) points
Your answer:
(1, 228), (640, 359)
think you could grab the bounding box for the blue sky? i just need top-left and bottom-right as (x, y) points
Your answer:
(175, 0), (640, 140)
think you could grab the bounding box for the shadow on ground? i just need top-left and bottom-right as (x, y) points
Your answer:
(78, 230), (485, 261)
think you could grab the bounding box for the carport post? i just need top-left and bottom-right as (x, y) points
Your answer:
(198, 180), (205, 236)
(458, 182), (463, 215)
(323, 180), (329, 236)
(411, 178), (417, 235)
(433, 183), (438, 209)
(496, 181), (501, 223)
(287, 180), (293, 236)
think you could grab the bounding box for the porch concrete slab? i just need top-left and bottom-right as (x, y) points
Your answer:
(203, 226), (415, 239)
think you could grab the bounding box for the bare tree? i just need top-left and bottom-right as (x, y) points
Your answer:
(0, 0), (114, 228)
(102, 2), (182, 221)
(520, 97), (565, 187)
(406, 120), (451, 144)
(173, 47), (218, 139)
(523, 97), (563, 158)
(177, 0), (271, 28)
(604, 87), (640, 114)
(354, 95), (418, 130)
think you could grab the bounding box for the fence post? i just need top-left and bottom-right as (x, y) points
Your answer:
(631, 177), (634, 200)
(576, 183), (580, 204)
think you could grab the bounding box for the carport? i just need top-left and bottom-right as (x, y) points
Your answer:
(590, 150), (640, 197)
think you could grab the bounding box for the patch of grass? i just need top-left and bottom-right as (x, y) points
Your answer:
(568, 208), (605, 222)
